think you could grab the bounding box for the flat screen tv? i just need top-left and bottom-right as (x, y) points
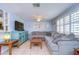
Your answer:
(15, 21), (24, 31)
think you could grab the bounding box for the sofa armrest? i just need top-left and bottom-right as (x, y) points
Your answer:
(49, 42), (59, 51)
(75, 38), (79, 40)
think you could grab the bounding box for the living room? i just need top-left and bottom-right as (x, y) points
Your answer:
(0, 3), (79, 55)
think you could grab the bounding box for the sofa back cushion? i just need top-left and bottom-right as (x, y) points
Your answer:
(66, 33), (75, 40)
(52, 36), (61, 44)
(45, 36), (54, 42)
(52, 34), (63, 44)
(51, 32), (56, 36)
(53, 33), (59, 39)
(59, 33), (75, 41)
(52, 33), (76, 44)
(52, 34), (68, 44)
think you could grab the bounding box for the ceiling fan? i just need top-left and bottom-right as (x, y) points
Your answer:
(29, 3), (45, 22)
(31, 15), (44, 22)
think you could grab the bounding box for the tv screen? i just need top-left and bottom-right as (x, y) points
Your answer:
(15, 21), (24, 31)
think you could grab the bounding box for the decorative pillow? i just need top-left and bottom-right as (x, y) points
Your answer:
(52, 35), (62, 44)
(52, 34), (67, 44)
(66, 33), (75, 40)
(75, 38), (79, 40)
(46, 36), (54, 42)
(51, 32), (56, 37)
(52, 33), (76, 44)
(60, 34), (66, 37)
(60, 36), (70, 40)
(55, 33), (75, 41)
(52, 34), (62, 44)
(53, 33), (60, 39)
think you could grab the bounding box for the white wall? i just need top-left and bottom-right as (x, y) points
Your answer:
(24, 21), (53, 33)
(9, 13), (24, 31)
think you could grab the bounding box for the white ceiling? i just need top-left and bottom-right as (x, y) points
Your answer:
(1, 3), (73, 21)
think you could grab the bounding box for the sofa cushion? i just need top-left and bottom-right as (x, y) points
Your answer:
(45, 36), (54, 42)
(51, 32), (56, 37)
(52, 34), (67, 44)
(53, 33), (60, 39)
(49, 43), (59, 51)
(59, 33), (75, 41)
(61, 36), (70, 40)
(66, 33), (75, 40)
(52, 34), (62, 44)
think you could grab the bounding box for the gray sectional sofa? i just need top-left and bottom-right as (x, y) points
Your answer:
(45, 32), (79, 55)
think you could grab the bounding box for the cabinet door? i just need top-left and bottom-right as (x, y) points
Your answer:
(25, 31), (28, 40)
(11, 31), (19, 40)
(23, 32), (26, 41)
(19, 32), (23, 43)
(19, 32), (24, 43)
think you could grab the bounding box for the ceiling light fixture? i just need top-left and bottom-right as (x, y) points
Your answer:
(31, 15), (44, 22)
(31, 3), (44, 22)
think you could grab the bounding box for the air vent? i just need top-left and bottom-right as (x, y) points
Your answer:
(33, 3), (40, 7)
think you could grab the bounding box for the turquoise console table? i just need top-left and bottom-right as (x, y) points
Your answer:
(11, 31), (28, 45)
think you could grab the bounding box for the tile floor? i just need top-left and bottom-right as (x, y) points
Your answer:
(2, 40), (50, 55)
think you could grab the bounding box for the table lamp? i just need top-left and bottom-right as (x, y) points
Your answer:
(3, 32), (11, 42)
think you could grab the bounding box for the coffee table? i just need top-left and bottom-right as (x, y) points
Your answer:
(30, 37), (42, 49)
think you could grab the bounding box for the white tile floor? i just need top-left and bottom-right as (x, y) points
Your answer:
(2, 40), (50, 55)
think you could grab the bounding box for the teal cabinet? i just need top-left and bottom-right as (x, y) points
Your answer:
(11, 31), (19, 40)
(11, 31), (28, 45)
(18, 31), (28, 44)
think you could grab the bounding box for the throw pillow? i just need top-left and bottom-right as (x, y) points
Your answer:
(52, 34), (62, 44)
(66, 33), (75, 40)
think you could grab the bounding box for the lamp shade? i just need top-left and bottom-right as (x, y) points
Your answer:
(3, 32), (11, 40)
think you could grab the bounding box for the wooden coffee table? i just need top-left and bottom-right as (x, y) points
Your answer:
(0, 40), (19, 55)
(30, 37), (42, 49)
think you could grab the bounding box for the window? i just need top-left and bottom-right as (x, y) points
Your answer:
(64, 15), (70, 34)
(56, 8), (79, 37)
(56, 18), (64, 33)
(57, 20), (60, 32)
(71, 10), (79, 37)
(56, 15), (70, 34)
(59, 18), (64, 33)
